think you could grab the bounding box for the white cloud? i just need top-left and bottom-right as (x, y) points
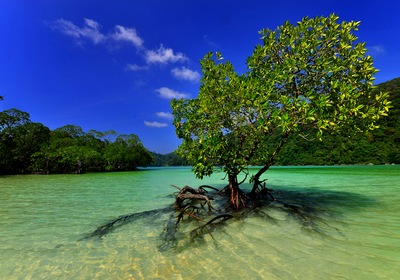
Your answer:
(125, 63), (148, 71)
(47, 18), (106, 44)
(369, 45), (385, 55)
(145, 45), (187, 64)
(48, 19), (145, 49)
(203, 34), (220, 50)
(171, 67), (200, 82)
(155, 87), (189, 99)
(156, 112), (174, 120)
(48, 18), (189, 68)
(112, 25), (143, 48)
(144, 121), (168, 128)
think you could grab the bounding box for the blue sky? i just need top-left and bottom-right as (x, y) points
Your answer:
(1, 0), (399, 154)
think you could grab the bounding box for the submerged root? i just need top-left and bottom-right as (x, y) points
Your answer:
(177, 205), (205, 223)
(189, 214), (233, 240)
(251, 180), (275, 202)
(81, 182), (344, 253)
(81, 207), (171, 240)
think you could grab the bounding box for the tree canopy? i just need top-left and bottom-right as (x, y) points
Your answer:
(171, 14), (391, 208)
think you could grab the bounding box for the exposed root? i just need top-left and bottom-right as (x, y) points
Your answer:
(175, 185), (214, 211)
(198, 185), (220, 192)
(230, 187), (248, 209)
(171, 184), (182, 191)
(218, 185), (229, 194)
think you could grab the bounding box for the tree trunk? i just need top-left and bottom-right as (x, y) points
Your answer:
(228, 174), (246, 209)
(251, 131), (290, 194)
(251, 164), (271, 194)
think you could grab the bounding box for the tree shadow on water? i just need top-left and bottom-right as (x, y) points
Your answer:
(257, 186), (378, 238)
(270, 185), (376, 214)
(79, 185), (376, 252)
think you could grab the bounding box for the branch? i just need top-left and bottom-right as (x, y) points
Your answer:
(171, 184), (182, 191)
(298, 133), (315, 141)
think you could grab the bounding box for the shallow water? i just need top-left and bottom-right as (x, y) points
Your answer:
(0, 166), (399, 279)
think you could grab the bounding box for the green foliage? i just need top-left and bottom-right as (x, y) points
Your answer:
(0, 111), (153, 174)
(31, 126), (153, 174)
(30, 125), (103, 174)
(274, 77), (400, 165)
(104, 134), (153, 171)
(0, 108), (30, 130)
(172, 14), (391, 184)
(0, 110), (51, 174)
(150, 151), (190, 166)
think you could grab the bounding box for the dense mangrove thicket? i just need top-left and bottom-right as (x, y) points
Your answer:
(0, 112), (152, 174)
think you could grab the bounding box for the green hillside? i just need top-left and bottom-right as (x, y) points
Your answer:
(274, 77), (400, 165)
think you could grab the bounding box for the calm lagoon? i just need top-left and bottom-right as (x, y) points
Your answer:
(1, 166), (399, 279)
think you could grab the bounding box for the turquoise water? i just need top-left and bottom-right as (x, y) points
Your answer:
(0, 166), (399, 279)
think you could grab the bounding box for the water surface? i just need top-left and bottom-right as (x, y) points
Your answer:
(1, 166), (399, 279)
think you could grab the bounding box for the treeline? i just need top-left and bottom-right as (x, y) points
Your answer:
(0, 109), (152, 174)
(1, 77), (399, 173)
(273, 77), (400, 165)
(150, 151), (190, 166)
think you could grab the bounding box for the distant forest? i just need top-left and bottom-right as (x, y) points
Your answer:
(0, 77), (399, 174)
(0, 117), (153, 174)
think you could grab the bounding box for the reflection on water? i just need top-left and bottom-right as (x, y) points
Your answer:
(0, 166), (399, 279)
